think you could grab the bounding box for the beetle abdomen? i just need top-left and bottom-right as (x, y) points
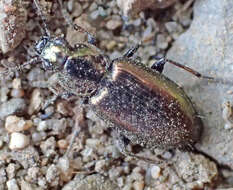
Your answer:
(90, 58), (202, 149)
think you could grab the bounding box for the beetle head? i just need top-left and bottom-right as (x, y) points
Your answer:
(35, 36), (49, 55)
(35, 36), (70, 71)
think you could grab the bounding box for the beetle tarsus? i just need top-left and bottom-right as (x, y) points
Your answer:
(151, 56), (214, 80)
(165, 58), (214, 80)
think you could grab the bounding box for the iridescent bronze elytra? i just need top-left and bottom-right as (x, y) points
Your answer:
(3, 0), (214, 163)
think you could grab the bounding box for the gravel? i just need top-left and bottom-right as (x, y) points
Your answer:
(0, 0), (231, 189)
(9, 132), (30, 150)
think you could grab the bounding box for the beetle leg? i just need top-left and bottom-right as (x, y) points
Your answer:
(42, 86), (74, 110)
(64, 107), (83, 157)
(115, 133), (172, 166)
(123, 44), (140, 58)
(151, 56), (214, 80)
(151, 57), (166, 73)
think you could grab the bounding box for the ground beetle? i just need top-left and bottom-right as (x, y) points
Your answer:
(2, 0), (214, 164)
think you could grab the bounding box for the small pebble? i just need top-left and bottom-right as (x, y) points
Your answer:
(222, 101), (233, 129)
(90, 10), (100, 20)
(56, 101), (70, 116)
(89, 2), (98, 11)
(133, 181), (144, 190)
(81, 147), (93, 161)
(28, 88), (43, 115)
(27, 167), (40, 181)
(12, 78), (21, 89)
(67, 0), (74, 12)
(0, 98), (26, 119)
(10, 89), (24, 98)
(156, 34), (169, 50)
(0, 140), (3, 149)
(5, 115), (33, 133)
(37, 120), (48, 131)
(86, 138), (101, 148)
(40, 137), (56, 157)
(57, 139), (68, 149)
(20, 180), (40, 190)
(46, 164), (59, 186)
(9, 132), (30, 150)
(165, 21), (179, 33)
(6, 163), (17, 179)
(122, 184), (132, 190)
(130, 167), (144, 181)
(106, 40), (117, 51)
(6, 179), (19, 190)
(32, 132), (44, 143)
(57, 157), (70, 173)
(57, 157), (74, 182)
(72, 2), (83, 17)
(95, 159), (106, 173)
(6, 163), (16, 179)
(0, 86), (9, 102)
(151, 165), (161, 179)
(98, 6), (107, 17)
(106, 19), (122, 30)
(37, 177), (47, 188)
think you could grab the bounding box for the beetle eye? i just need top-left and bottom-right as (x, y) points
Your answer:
(35, 36), (49, 54)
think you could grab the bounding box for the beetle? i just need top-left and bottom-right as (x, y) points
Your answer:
(2, 0), (214, 163)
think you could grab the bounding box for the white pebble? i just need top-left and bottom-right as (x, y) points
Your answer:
(95, 159), (106, 172)
(57, 157), (70, 172)
(6, 179), (19, 190)
(5, 115), (33, 133)
(151, 165), (161, 179)
(86, 138), (100, 148)
(12, 78), (21, 89)
(28, 88), (43, 115)
(133, 181), (144, 190)
(9, 132), (30, 150)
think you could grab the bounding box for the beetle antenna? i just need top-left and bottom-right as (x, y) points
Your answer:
(33, 0), (51, 37)
(57, 0), (96, 44)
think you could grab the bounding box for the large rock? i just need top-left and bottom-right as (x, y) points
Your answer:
(166, 0), (233, 168)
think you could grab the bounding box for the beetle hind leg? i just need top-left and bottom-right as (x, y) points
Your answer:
(151, 55), (214, 80)
(114, 133), (172, 166)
